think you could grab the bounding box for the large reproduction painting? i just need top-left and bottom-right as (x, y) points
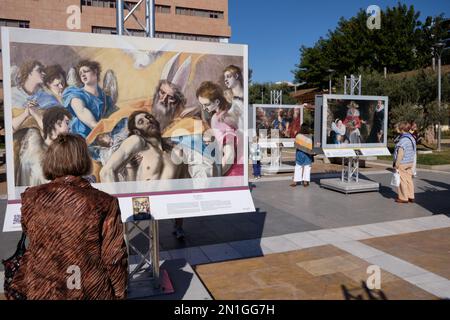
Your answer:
(2, 27), (248, 201)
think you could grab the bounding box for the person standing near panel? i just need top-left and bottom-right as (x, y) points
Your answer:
(250, 136), (262, 179)
(368, 100), (385, 143)
(393, 121), (416, 203)
(290, 124), (314, 187)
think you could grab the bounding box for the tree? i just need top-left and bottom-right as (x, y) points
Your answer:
(293, 3), (448, 89)
(360, 69), (450, 146)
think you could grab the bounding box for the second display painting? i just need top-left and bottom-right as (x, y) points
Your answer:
(253, 104), (304, 141)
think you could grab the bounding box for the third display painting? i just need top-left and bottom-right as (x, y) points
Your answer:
(321, 95), (388, 149)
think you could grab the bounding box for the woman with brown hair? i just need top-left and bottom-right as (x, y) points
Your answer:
(9, 133), (128, 300)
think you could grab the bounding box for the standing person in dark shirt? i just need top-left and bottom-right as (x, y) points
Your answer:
(368, 100), (385, 143)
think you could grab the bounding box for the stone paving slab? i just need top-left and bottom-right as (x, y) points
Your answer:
(228, 239), (268, 258)
(168, 247), (210, 266)
(259, 235), (299, 253)
(333, 241), (385, 259)
(331, 226), (374, 240)
(131, 259), (212, 300)
(193, 217), (450, 299)
(362, 228), (450, 280)
(307, 229), (353, 243)
(198, 243), (242, 263)
(366, 254), (428, 278)
(195, 245), (437, 300)
(282, 232), (327, 249)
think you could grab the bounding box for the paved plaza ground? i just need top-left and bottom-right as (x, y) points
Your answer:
(0, 161), (449, 300)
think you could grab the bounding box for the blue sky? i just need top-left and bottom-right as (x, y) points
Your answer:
(228, 0), (449, 83)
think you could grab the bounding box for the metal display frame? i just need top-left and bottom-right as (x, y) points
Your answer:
(341, 156), (360, 183)
(116, 0), (172, 297)
(252, 104), (305, 175)
(315, 94), (388, 194)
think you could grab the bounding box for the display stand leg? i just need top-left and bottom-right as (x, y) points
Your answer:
(348, 157), (352, 182)
(125, 220), (152, 278)
(151, 219), (160, 288)
(125, 219), (174, 298)
(355, 157), (360, 183)
(321, 155), (378, 193)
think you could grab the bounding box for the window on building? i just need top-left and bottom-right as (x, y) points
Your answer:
(175, 7), (224, 19)
(92, 27), (224, 42)
(81, 0), (138, 9)
(0, 19), (30, 28)
(156, 5), (170, 14)
(155, 31), (221, 42)
(92, 26), (145, 37)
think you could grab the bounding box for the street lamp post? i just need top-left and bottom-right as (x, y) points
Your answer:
(327, 69), (335, 94)
(292, 81), (307, 92)
(438, 50), (442, 152)
(433, 42), (445, 152)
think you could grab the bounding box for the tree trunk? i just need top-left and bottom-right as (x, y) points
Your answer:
(423, 125), (436, 147)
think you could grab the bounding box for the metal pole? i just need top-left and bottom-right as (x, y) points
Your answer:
(348, 157), (351, 182)
(146, 0), (155, 37)
(144, 0), (158, 286)
(344, 76), (347, 95)
(151, 219), (160, 287)
(116, 0), (125, 35)
(124, 0), (143, 21)
(358, 75), (362, 95)
(356, 157), (359, 182)
(329, 76), (332, 94)
(438, 55), (442, 152)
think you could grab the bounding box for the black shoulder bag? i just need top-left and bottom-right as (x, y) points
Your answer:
(2, 232), (27, 300)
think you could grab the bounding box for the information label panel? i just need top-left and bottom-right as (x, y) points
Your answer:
(149, 189), (255, 220)
(323, 148), (357, 158)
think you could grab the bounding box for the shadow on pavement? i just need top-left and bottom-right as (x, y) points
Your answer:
(146, 259), (194, 300)
(341, 281), (388, 300)
(129, 211), (267, 253)
(376, 175), (450, 217)
(416, 179), (450, 217)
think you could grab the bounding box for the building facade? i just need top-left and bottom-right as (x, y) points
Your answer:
(0, 0), (231, 113)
